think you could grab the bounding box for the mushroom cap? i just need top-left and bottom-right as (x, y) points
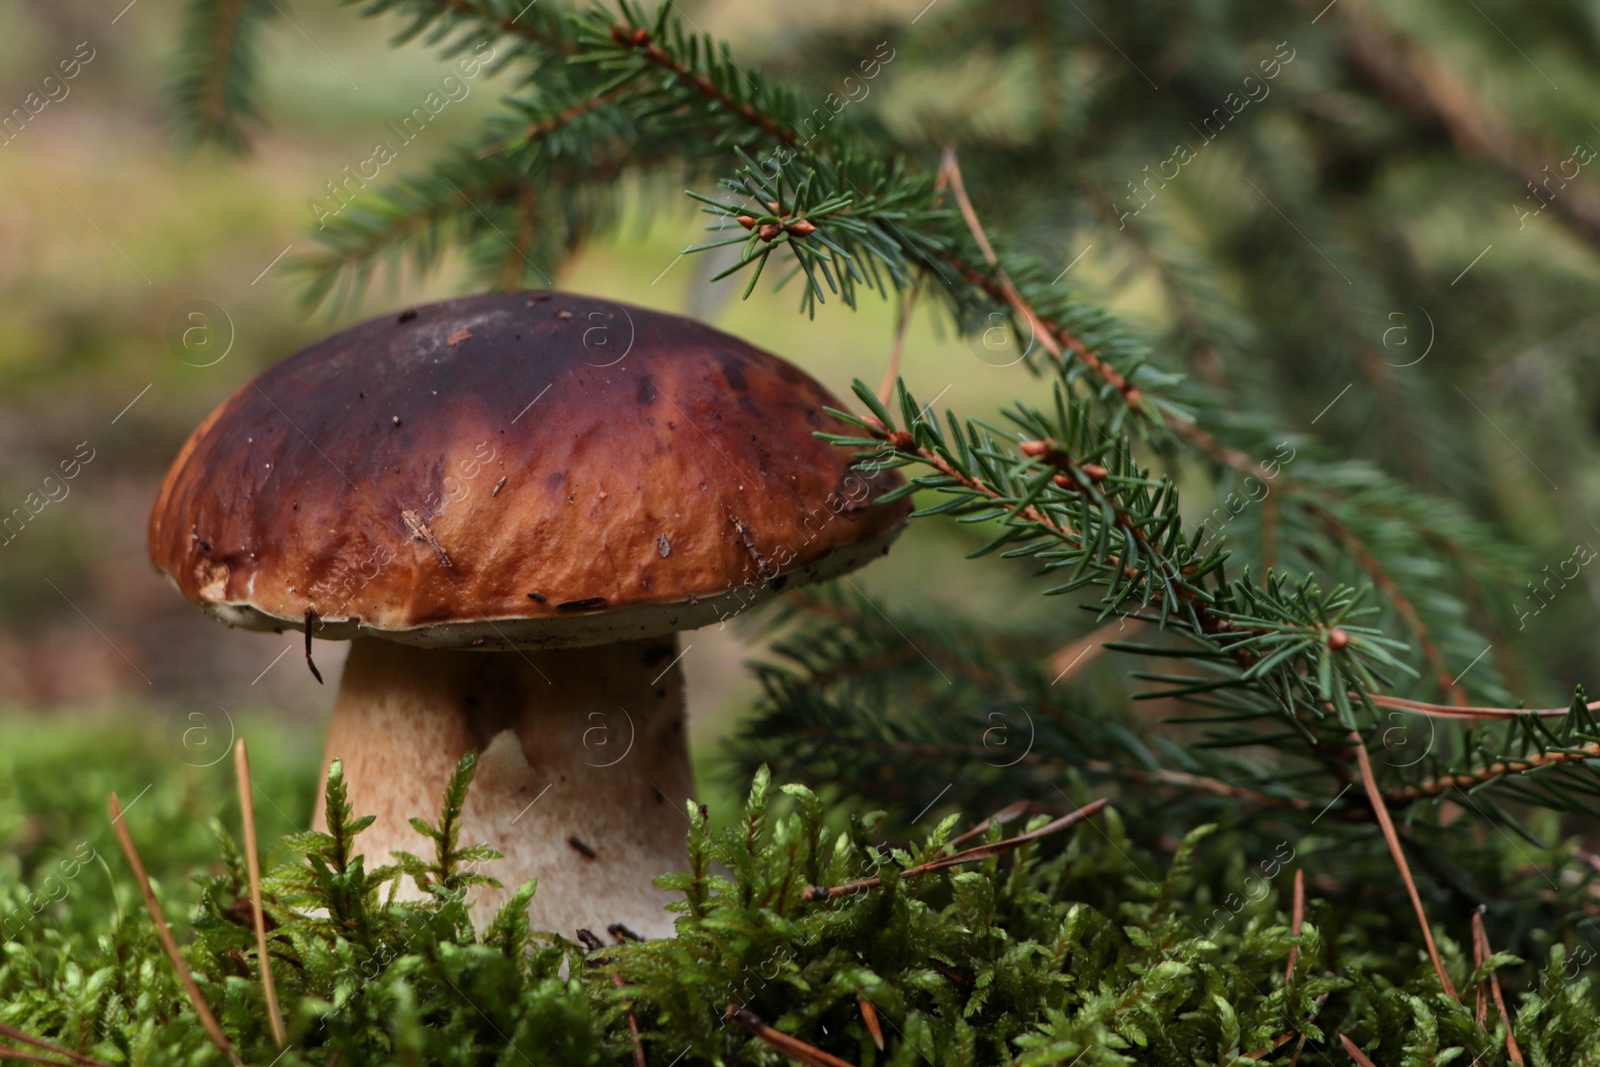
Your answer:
(148, 292), (911, 650)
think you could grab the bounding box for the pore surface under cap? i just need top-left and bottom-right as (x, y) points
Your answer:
(148, 292), (909, 649)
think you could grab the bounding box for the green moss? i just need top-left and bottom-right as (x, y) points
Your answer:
(0, 734), (1591, 1065)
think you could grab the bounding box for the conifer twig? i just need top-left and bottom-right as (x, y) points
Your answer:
(234, 739), (286, 1047)
(801, 799), (1108, 900)
(478, 88), (631, 158)
(1472, 907), (1524, 1065)
(1351, 740), (1457, 1000)
(108, 793), (244, 1067)
(609, 24), (796, 148)
(1387, 745), (1600, 803)
(936, 148), (1143, 409)
(0, 1026), (107, 1067)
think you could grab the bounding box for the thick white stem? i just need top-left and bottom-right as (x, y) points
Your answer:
(314, 635), (693, 939)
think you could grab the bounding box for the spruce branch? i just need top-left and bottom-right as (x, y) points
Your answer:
(169, 0), (273, 152)
(1324, 0), (1600, 252)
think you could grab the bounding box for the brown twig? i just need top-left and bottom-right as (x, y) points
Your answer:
(1472, 907), (1525, 1065)
(612, 26), (797, 147)
(444, 0), (576, 52)
(1260, 490), (1279, 574)
(197, 0), (248, 136)
(1339, 1034), (1381, 1067)
(726, 1006), (857, 1067)
(108, 794), (244, 1067)
(0, 1025), (107, 1067)
(802, 799), (1108, 901)
(234, 739), (286, 1047)
(502, 185), (538, 291)
(937, 149), (1144, 411)
(478, 89), (629, 158)
(1351, 740), (1457, 1000)
(1387, 745), (1600, 803)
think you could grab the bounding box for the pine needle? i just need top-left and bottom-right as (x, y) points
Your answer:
(1472, 907), (1525, 1065)
(0, 1049), (88, 1067)
(946, 799), (1031, 849)
(726, 1006), (858, 1067)
(1285, 867), (1305, 984)
(1338, 1034), (1381, 1067)
(108, 793), (244, 1067)
(0, 1025), (106, 1067)
(802, 798), (1109, 900)
(1351, 740), (1458, 1000)
(857, 997), (884, 1050)
(234, 738), (286, 1047)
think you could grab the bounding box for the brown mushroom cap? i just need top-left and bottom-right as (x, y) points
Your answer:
(149, 292), (910, 649)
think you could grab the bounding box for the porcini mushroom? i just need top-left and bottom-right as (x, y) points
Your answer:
(148, 291), (910, 937)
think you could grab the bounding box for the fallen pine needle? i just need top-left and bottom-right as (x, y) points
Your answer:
(0, 1048), (89, 1067)
(1472, 907), (1525, 1065)
(727, 1006), (857, 1067)
(1472, 907), (1487, 1027)
(0, 1025), (106, 1067)
(1285, 868), (1305, 984)
(857, 997), (884, 1051)
(1352, 738), (1458, 1000)
(108, 793), (244, 1067)
(1339, 1034), (1380, 1066)
(947, 799), (1031, 849)
(235, 739), (286, 1048)
(802, 798), (1109, 900)
(613, 973), (646, 1067)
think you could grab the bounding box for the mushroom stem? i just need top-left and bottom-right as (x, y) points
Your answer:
(315, 635), (693, 939)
